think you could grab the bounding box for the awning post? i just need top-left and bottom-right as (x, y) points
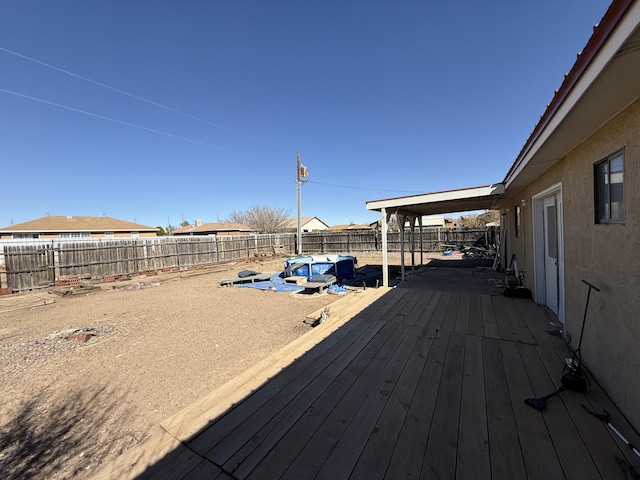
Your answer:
(381, 208), (389, 287)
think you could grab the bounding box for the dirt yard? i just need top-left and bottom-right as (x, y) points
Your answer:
(0, 253), (404, 479)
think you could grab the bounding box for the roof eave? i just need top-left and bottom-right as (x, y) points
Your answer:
(366, 184), (505, 216)
(503, 0), (638, 189)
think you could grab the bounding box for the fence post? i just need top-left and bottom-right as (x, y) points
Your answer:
(174, 238), (180, 268)
(50, 242), (56, 286)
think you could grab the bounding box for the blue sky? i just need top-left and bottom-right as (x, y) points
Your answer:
(0, 0), (612, 230)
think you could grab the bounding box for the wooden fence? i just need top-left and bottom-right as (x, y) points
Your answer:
(302, 227), (494, 254)
(1, 235), (295, 291)
(1, 227), (493, 291)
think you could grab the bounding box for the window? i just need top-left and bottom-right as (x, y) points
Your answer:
(12, 233), (39, 239)
(105, 232), (115, 238)
(595, 150), (624, 224)
(131, 232), (139, 238)
(60, 232), (91, 238)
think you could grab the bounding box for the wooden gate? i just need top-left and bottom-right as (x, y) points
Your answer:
(3, 244), (55, 291)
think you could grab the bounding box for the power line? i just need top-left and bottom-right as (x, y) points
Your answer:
(0, 46), (284, 150)
(0, 87), (261, 157)
(307, 180), (420, 194)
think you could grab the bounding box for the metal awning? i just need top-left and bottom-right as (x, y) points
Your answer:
(365, 184), (504, 217)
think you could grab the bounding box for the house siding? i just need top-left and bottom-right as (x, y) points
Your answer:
(504, 96), (640, 430)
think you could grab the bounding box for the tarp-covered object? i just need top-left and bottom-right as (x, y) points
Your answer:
(283, 255), (356, 282)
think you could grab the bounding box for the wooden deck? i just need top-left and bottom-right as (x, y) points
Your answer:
(93, 267), (640, 479)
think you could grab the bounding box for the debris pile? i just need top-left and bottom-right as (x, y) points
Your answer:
(0, 325), (117, 374)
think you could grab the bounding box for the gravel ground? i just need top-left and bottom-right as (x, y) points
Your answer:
(0, 253), (401, 479)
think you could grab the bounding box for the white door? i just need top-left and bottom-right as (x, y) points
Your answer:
(543, 195), (559, 314)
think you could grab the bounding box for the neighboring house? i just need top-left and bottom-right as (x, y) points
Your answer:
(367, 0), (640, 430)
(444, 218), (457, 228)
(404, 215), (446, 228)
(0, 215), (157, 239)
(172, 221), (256, 236)
(328, 222), (374, 231)
(284, 216), (330, 232)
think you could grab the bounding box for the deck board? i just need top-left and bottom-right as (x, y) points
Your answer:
(413, 289), (443, 329)
(514, 298), (558, 347)
(491, 296), (519, 342)
(424, 290), (451, 332)
(440, 291), (459, 332)
(350, 322), (438, 478)
(181, 461), (226, 480)
(454, 293), (471, 334)
(480, 294), (500, 339)
(389, 287), (424, 325)
(422, 332), (464, 478)
(385, 330), (450, 478)
(467, 293), (484, 337)
(457, 334), (490, 479)
(482, 337), (527, 479)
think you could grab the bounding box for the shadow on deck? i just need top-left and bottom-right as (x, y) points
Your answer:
(92, 265), (640, 479)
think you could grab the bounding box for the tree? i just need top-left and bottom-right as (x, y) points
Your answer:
(478, 209), (501, 225)
(457, 210), (501, 228)
(165, 217), (177, 235)
(227, 205), (291, 233)
(156, 226), (167, 236)
(227, 210), (248, 225)
(457, 213), (482, 228)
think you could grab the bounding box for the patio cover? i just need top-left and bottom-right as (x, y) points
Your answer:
(366, 184), (504, 286)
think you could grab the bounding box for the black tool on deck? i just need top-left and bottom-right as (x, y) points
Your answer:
(561, 280), (600, 392)
(524, 386), (566, 411)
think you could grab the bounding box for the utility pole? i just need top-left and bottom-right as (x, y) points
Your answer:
(296, 152), (308, 255)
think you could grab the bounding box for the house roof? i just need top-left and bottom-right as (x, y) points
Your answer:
(328, 223), (374, 231)
(172, 222), (255, 235)
(0, 215), (156, 233)
(366, 0), (640, 216)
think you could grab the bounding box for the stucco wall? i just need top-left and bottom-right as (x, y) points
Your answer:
(504, 97), (640, 430)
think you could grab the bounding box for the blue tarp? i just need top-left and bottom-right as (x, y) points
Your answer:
(327, 284), (347, 294)
(235, 273), (349, 294)
(235, 274), (304, 292)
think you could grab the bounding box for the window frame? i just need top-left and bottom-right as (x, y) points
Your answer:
(60, 232), (91, 239)
(594, 149), (625, 225)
